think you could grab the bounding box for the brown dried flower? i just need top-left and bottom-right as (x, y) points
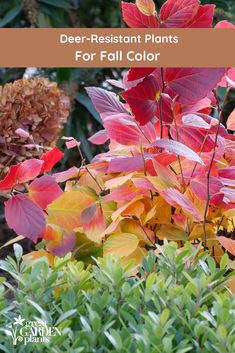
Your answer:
(0, 77), (70, 176)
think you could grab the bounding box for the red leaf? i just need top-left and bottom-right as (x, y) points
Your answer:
(40, 147), (64, 173)
(29, 175), (63, 209)
(0, 159), (44, 191)
(161, 188), (202, 221)
(127, 68), (155, 81)
(52, 167), (80, 183)
(122, 76), (159, 125)
(121, 2), (160, 28)
(104, 114), (148, 145)
(89, 130), (108, 145)
(152, 139), (204, 164)
(5, 194), (45, 242)
(86, 87), (127, 121)
(165, 68), (225, 105)
(217, 236), (235, 256)
(160, 0), (199, 28)
(187, 5), (215, 28)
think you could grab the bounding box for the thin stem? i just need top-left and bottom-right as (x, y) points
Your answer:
(202, 90), (223, 248)
(77, 145), (103, 192)
(158, 68), (165, 139)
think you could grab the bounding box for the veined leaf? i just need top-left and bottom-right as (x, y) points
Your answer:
(104, 233), (139, 257)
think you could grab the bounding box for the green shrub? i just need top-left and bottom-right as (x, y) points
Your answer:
(0, 242), (234, 353)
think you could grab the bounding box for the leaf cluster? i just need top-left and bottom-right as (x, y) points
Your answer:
(0, 242), (235, 352)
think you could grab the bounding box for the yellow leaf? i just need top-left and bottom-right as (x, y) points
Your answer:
(105, 173), (135, 189)
(47, 190), (94, 230)
(156, 225), (188, 241)
(121, 247), (148, 274)
(121, 219), (153, 245)
(136, 0), (156, 16)
(104, 233), (139, 257)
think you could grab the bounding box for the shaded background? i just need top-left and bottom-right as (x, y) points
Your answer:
(0, 0), (235, 260)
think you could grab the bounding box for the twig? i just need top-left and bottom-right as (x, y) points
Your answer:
(202, 90), (224, 248)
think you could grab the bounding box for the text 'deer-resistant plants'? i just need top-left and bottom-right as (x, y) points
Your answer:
(1, 0), (235, 272)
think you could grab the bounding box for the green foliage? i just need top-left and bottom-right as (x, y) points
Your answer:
(0, 242), (234, 352)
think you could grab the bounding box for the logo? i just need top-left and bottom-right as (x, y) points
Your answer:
(5, 315), (61, 346)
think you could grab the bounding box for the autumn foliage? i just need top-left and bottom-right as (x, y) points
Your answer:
(1, 0), (235, 266)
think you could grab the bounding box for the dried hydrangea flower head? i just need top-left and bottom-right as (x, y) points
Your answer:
(0, 77), (70, 176)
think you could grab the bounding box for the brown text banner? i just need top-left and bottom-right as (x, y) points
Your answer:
(0, 28), (234, 67)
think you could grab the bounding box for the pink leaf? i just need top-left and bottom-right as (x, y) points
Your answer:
(121, 2), (160, 28)
(190, 176), (223, 204)
(15, 128), (30, 138)
(165, 68), (225, 105)
(5, 194), (45, 242)
(52, 167), (80, 183)
(108, 154), (153, 173)
(160, 0), (199, 28)
(29, 175), (63, 209)
(161, 188), (202, 221)
(221, 187), (235, 203)
(215, 20), (235, 28)
(86, 87), (127, 121)
(152, 139), (204, 164)
(0, 159), (44, 191)
(218, 68), (235, 87)
(182, 114), (211, 129)
(217, 236), (235, 256)
(88, 130), (108, 145)
(40, 147), (64, 173)
(43, 225), (76, 257)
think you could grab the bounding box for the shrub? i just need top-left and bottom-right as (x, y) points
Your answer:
(0, 242), (234, 352)
(0, 0), (235, 267)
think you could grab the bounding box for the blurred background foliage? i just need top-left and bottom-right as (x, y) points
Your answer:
(0, 0), (234, 166)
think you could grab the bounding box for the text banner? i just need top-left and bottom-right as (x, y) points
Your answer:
(0, 28), (234, 67)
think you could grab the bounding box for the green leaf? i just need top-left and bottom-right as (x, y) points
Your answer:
(0, 5), (23, 27)
(39, 0), (73, 9)
(105, 329), (123, 351)
(13, 244), (23, 262)
(55, 309), (77, 325)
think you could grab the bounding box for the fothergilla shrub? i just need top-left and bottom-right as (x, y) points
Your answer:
(0, 0), (235, 269)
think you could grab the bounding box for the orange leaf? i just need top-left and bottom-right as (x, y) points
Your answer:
(23, 249), (54, 266)
(227, 109), (235, 131)
(217, 236), (235, 256)
(47, 190), (94, 230)
(136, 0), (156, 16)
